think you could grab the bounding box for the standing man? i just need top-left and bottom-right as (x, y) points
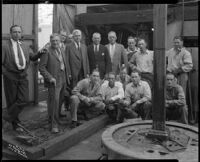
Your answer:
(39, 33), (71, 133)
(70, 70), (105, 128)
(65, 29), (90, 88)
(105, 31), (128, 75)
(165, 73), (188, 124)
(88, 32), (111, 79)
(66, 34), (73, 45)
(166, 36), (193, 95)
(129, 38), (154, 89)
(2, 25), (44, 131)
(119, 70), (152, 121)
(125, 36), (139, 62)
(60, 30), (67, 51)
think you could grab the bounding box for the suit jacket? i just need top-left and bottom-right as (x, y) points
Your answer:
(105, 43), (128, 75)
(39, 46), (71, 87)
(2, 40), (40, 81)
(87, 44), (111, 79)
(65, 42), (90, 86)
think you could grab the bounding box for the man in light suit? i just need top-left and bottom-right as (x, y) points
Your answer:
(88, 32), (111, 79)
(39, 33), (71, 133)
(105, 31), (128, 75)
(65, 29), (90, 88)
(2, 25), (44, 132)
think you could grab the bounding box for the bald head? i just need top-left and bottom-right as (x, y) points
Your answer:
(108, 31), (117, 44)
(92, 32), (101, 45)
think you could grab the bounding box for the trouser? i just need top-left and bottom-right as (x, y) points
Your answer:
(166, 105), (188, 124)
(177, 73), (188, 98)
(71, 68), (85, 88)
(105, 103), (123, 121)
(47, 72), (66, 128)
(70, 95), (105, 121)
(3, 75), (29, 123)
(119, 101), (152, 120)
(141, 73), (153, 90)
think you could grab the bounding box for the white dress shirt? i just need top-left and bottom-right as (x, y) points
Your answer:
(74, 41), (81, 49)
(11, 39), (26, 70)
(101, 80), (124, 101)
(93, 44), (100, 52)
(109, 43), (116, 62)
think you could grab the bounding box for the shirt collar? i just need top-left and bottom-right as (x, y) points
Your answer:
(131, 81), (142, 87)
(140, 49), (149, 55)
(127, 47), (138, 53)
(74, 41), (80, 48)
(11, 38), (22, 44)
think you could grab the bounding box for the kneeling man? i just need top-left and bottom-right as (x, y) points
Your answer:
(165, 73), (188, 124)
(119, 70), (152, 120)
(70, 70), (104, 128)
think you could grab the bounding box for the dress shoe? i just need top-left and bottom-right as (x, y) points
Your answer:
(59, 114), (66, 118)
(70, 121), (83, 129)
(51, 127), (59, 133)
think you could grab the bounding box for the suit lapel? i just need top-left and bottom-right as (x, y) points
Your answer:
(49, 47), (60, 62)
(8, 40), (16, 60)
(72, 42), (81, 61)
(20, 43), (29, 61)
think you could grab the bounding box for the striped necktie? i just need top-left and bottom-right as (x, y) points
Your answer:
(17, 42), (24, 66)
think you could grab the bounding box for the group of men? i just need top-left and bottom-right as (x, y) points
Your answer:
(2, 25), (193, 134)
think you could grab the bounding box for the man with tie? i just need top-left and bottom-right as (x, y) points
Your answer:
(105, 31), (128, 75)
(2, 25), (44, 132)
(65, 29), (90, 88)
(88, 32), (111, 79)
(39, 33), (71, 133)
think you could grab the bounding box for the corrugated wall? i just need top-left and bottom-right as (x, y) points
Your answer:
(2, 4), (38, 108)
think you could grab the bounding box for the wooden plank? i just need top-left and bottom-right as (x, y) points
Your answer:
(152, 4), (167, 131)
(2, 34), (35, 40)
(39, 115), (109, 159)
(77, 9), (153, 25)
(76, 5), (197, 26)
(13, 4), (33, 35)
(33, 4), (39, 104)
(2, 4), (14, 34)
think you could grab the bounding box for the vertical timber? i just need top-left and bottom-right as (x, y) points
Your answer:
(147, 4), (168, 140)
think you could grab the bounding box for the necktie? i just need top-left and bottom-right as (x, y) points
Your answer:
(77, 43), (80, 51)
(17, 42), (24, 66)
(57, 49), (65, 70)
(95, 45), (98, 53)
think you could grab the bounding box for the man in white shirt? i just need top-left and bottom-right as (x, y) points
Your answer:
(2, 25), (44, 132)
(129, 38), (154, 89)
(119, 70), (152, 121)
(105, 31), (128, 75)
(100, 72), (124, 123)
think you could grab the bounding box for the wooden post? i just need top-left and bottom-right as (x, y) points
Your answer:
(33, 4), (39, 104)
(147, 4), (168, 140)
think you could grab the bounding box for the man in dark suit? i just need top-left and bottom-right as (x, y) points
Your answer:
(105, 31), (128, 75)
(2, 25), (44, 131)
(88, 32), (111, 79)
(39, 33), (71, 133)
(65, 29), (90, 88)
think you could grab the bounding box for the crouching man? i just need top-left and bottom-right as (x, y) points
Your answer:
(100, 72), (124, 123)
(119, 70), (152, 121)
(70, 70), (105, 128)
(165, 73), (188, 124)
